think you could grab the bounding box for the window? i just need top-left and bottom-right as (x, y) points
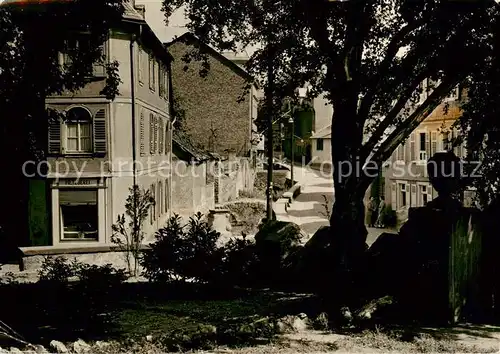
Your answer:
(399, 183), (407, 208)
(316, 138), (324, 151)
(59, 190), (98, 240)
(60, 36), (106, 77)
(138, 47), (144, 84)
(452, 128), (460, 157)
(65, 107), (92, 153)
(446, 85), (460, 101)
(419, 132), (427, 160)
(149, 55), (156, 91)
(443, 131), (451, 151)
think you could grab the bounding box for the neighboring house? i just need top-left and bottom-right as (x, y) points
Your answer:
(313, 93), (333, 133)
(26, 1), (174, 249)
(166, 32), (259, 157)
(171, 129), (219, 217)
(382, 80), (469, 222)
(311, 125), (332, 167)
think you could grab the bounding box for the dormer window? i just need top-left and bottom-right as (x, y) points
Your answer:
(65, 107), (92, 153)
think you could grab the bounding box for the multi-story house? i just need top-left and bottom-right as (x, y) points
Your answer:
(166, 32), (259, 157)
(25, 1), (174, 249)
(382, 80), (468, 222)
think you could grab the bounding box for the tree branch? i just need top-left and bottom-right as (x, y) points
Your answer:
(358, 15), (431, 121)
(358, 75), (462, 192)
(360, 69), (431, 160)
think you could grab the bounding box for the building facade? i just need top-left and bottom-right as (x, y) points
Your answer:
(166, 33), (259, 157)
(27, 2), (174, 249)
(382, 81), (468, 222)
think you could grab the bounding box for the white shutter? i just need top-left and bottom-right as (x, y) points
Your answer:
(410, 133), (415, 161)
(93, 109), (107, 154)
(138, 47), (143, 83)
(431, 131), (437, 157)
(410, 184), (417, 207)
(425, 132), (430, 160)
(391, 183), (397, 209)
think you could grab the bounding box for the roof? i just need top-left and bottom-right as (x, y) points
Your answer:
(165, 32), (254, 83)
(311, 125), (331, 139)
(123, 0), (143, 21)
(172, 129), (219, 163)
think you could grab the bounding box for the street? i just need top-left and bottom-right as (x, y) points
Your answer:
(278, 164), (395, 246)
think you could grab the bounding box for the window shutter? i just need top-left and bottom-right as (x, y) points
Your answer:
(409, 133), (415, 161)
(140, 112), (145, 156)
(149, 113), (154, 154)
(165, 122), (169, 154)
(153, 115), (158, 153)
(165, 178), (168, 213)
(431, 131), (437, 156)
(453, 128), (460, 157)
(158, 118), (164, 154)
(138, 47), (143, 83)
(159, 66), (164, 96)
(93, 109), (107, 154)
(48, 116), (62, 154)
(425, 132), (430, 159)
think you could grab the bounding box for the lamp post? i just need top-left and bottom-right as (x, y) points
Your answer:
(289, 116), (295, 184)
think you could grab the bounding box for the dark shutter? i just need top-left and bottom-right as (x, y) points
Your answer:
(149, 113), (154, 154)
(153, 115), (158, 154)
(93, 43), (106, 77)
(48, 115), (62, 155)
(425, 132), (430, 160)
(93, 109), (107, 154)
(159, 118), (164, 153)
(140, 112), (145, 156)
(410, 133), (415, 161)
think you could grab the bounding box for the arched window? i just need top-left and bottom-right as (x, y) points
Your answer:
(66, 107), (92, 153)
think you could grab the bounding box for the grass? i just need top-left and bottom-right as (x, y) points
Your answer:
(0, 280), (498, 353)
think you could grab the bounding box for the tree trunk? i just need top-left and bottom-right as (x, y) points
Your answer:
(326, 99), (370, 310)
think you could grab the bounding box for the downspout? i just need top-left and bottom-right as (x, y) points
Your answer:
(130, 25), (142, 188)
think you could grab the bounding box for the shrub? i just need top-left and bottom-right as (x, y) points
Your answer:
(36, 256), (127, 329)
(111, 185), (154, 276)
(38, 256), (78, 283)
(141, 213), (221, 283)
(217, 236), (260, 287)
(141, 215), (187, 283)
(380, 205), (398, 227)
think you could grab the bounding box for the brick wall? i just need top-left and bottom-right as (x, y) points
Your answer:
(168, 40), (252, 156)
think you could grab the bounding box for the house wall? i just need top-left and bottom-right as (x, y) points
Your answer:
(168, 40), (254, 156)
(171, 159), (215, 217)
(313, 94), (333, 132)
(34, 31), (173, 248)
(383, 99), (465, 222)
(311, 137), (332, 166)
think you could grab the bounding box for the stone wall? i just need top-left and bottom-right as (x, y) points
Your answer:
(217, 158), (256, 204)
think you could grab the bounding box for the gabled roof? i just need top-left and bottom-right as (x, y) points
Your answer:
(311, 125), (331, 139)
(165, 32), (254, 83)
(172, 129), (219, 163)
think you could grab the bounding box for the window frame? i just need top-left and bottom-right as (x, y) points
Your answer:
(64, 107), (93, 155)
(59, 189), (99, 242)
(316, 138), (324, 151)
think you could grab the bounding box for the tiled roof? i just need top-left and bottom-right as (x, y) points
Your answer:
(172, 129), (219, 162)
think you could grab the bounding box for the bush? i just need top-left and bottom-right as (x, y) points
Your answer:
(380, 205), (397, 227)
(37, 256), (127, 326)
(216, 236), (260, 287)
(142, 213), (221, 283)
